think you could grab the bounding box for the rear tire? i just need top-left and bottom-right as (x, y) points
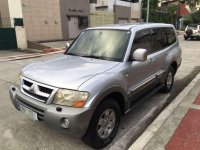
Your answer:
(184, 36), (188, 40)
(82, 98), (121, 149)
(160, 67), (175, 93)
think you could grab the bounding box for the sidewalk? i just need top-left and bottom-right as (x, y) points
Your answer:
(0, 48), (65, 62)
(0, 40), (74, 62)
(39, 40), (73, 48)
(129, 73), (200, 150)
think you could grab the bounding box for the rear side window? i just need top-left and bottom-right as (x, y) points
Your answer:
(131, 27), (176, 56)
(166, 28), (176, 46)
(188, 24), (198, 30)
(132, 29), (152, 54)
(150, 28), (168, 52)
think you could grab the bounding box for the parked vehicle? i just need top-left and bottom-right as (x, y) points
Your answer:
(184, 24), (200, 40)
(10, 23), (182, 149)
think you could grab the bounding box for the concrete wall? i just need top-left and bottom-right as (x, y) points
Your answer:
(8, 0), (23, 27)
(114, 5), (131, 23)
(0, 0), (11, 27)
(90, 0), (140, 23)
(94, 0), (131, 11)
(15, 26), (28, 49)
(60, 0), (90, 40)
(21, 0), (63, 42)
(131, 3), (141, 20)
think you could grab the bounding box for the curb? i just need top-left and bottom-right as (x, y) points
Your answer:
(128, 72), (200, 150)
(0, 49), (65, 62)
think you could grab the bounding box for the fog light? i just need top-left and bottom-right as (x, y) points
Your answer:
(61, 118), (70, 129)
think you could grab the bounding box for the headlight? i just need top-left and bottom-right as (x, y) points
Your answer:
(53, 89), (89, 108)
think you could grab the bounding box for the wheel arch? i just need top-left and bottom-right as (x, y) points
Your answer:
(91, 86), (129, 115)
(171, 61), (178, 74)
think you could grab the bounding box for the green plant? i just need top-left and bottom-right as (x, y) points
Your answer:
(183, 10), (200, 26)
(183, 15), (194, 26)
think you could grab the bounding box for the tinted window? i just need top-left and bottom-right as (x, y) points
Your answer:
(132, 29), (151, 54)
(150, 28), (168, 52)
(188, 24), (198, 29)
(166, 28), (176, 46)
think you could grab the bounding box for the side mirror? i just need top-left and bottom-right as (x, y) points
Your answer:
(66, 42), (70, 49)
(132, 49), (147, 62)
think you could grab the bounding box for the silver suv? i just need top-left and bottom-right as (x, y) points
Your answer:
(10, 23), (182, 149)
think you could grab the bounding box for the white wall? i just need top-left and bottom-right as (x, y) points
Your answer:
(8, 0), (23, 27)
(8, 0), (27, 49)
(115, 0), (131, 7)
(15, 26), (28, 49)
(93, 0), (132, 11)
(131, 2), (141, 19)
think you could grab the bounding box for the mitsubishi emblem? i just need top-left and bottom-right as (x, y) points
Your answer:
(29, 84), (38, 94)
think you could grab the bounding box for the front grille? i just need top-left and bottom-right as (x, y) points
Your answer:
(18, 98), (45, 121)
(21, 78), (55, 103)
(23, 89), (48, 101)
(24, 80), (33, 87)
(38, 86), (53, 94)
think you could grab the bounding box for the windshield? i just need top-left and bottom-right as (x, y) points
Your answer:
(66, 30), (131, 61)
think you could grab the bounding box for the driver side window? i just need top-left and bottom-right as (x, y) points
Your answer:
(131, 29), (152, 55)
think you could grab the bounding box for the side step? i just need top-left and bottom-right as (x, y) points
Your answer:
(126, 84), (164, 114)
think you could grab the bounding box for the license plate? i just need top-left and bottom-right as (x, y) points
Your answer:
(19, 104), (38, 121)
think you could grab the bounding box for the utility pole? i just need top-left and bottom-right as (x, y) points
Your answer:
(146, 0), (150, 22)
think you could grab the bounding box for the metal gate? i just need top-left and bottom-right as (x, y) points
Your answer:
(90, 11), (114, 27)
(0, 28), (17, 50)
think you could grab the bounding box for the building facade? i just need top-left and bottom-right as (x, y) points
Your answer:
(90, 0), (142, 24)
(0, 0), (141, 42)
(21, 0), (89, 41)
(0, 0), (27, 49)
(0, 0), (89, 42)
(60, 0), (90, 40)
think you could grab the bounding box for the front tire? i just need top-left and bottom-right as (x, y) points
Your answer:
(160, 67), (175, 93)
(82, 98), (121, 149)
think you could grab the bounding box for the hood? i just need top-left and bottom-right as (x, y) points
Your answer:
(22, 55), (120, 90)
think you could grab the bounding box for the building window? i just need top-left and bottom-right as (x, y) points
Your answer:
(90, 0), (97, 3)
(79, 17), (88, 28)
(14, 18), (24, 27)
(68, 16), (71, 21)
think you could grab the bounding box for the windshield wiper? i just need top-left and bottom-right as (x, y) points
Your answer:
(67, 54), (109, 60)
(81, 55), (102, 59)
(66, 53), (79, 56)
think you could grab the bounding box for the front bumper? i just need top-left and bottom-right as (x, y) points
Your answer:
(9, 85), (93, 138)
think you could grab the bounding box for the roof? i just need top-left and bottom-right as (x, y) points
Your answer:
(179, 4), (190, 16)
(86, 23), (174, 31)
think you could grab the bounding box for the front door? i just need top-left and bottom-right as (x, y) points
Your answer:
(127, 29), (158, 102)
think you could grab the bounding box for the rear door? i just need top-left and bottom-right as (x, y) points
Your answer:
(149, 27), (169, 77)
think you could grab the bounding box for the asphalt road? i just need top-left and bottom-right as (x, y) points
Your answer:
(0, 35), (200, 150)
